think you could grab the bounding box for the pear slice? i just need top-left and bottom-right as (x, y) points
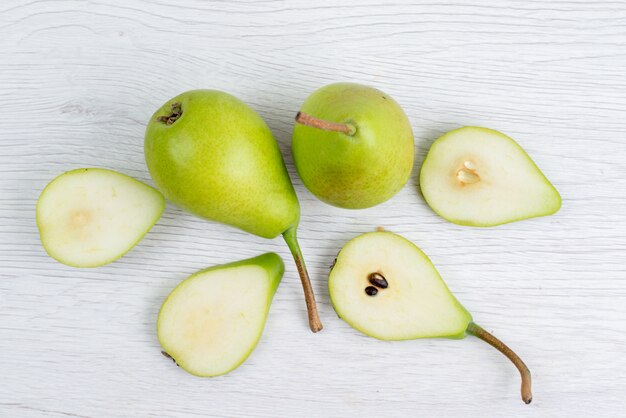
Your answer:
(420, 127), (561, 226)
(37, 168), (165, 267)
(157, 253), (283, 377)
(329, 231), (532, 404)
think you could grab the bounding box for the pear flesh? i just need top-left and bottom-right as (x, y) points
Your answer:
(36, 168), (165, 267)
(329, 231), (532, 404)
(158, 253), (283, 377)
(420, 126), (561, 226)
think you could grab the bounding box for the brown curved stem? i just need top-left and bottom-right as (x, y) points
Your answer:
(295, 112), (356, 136)
(283, 227), (323, 333)
(466, 322), (532, 404)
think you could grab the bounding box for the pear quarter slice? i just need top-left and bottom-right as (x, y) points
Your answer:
(36, 168), (165, 267)
(420, 127), (561, 226)
(157, 253), (284, 377)
(329, 231), (532, 404)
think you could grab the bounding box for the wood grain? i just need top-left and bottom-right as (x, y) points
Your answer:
(1, 0), (626, 416)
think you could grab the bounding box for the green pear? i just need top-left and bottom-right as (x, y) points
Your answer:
(292, 83), (414, 209)
(144, 90), (321, 332)
(36, 168), (165, 267)
(158, 253), (283, 377)
(420, 126), (561, 226)
(329, 230), (532, 404)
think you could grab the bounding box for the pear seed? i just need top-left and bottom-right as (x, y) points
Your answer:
(463, 160), (476, 170)
(365, 286), (378, 296)
(457, 168), (480, 184)
(368, 272), (388, 289)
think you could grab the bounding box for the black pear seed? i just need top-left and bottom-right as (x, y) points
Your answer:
(365, 286), (378, 296)
(368, 272), (388, 289)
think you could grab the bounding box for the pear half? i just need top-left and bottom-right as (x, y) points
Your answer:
(158, 253), (284, 377)
(329, 231), (532, 404)
(420, 127), (561, 226)
(37, 168), (165, 267)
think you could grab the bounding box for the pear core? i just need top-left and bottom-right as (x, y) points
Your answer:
(456, 161), (481, 185)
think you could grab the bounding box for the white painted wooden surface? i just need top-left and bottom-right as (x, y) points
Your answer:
(1, 1), (626, 416)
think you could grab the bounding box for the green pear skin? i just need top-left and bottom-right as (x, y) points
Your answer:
(292, 83), (414, 209)
(158, 253), (283, 377)
(329, 231), (532, 404)
(145, 90), (322, 332)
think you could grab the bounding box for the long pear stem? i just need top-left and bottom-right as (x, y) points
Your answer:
(283, 227), (323, 333)
(295, 112), (356, 135)
(466, 322), (532, 404)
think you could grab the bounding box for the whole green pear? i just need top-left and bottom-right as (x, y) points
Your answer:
(292, 83), (414, 209)
(145, 90), (321, 332)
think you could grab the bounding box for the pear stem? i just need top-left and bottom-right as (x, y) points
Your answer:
(283, 227), (323, 333)
(466, 322), (532, 404)
(295, 112), (356, 136)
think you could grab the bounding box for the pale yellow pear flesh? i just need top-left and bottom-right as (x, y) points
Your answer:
(420, 127), (561, 226)
(157, 253), (283, 377)
(329, 231), (472, 340)
(36, 168), (165, 267)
